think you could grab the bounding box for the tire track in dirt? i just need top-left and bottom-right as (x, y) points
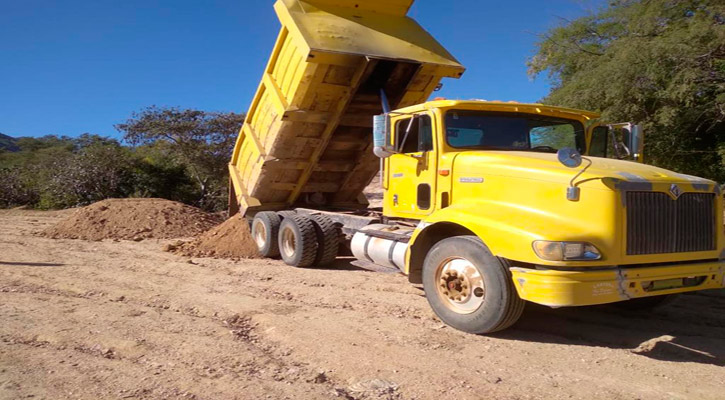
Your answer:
(0, 277), (401, 398)
(0, 291), (360, 399)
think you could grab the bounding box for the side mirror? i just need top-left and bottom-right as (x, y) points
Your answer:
(608, 123), (644, 162)
(373, 114), (395, 158)
(557, 148), (582, 168)
(629, 124), (643, 162)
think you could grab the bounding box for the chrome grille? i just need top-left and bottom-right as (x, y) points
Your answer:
(626, 192), (716, 255)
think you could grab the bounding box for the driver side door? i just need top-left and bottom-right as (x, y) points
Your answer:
(384, 113), (437, 218)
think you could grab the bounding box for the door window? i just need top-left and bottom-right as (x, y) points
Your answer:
(589, 126), (608, 157)
(589, 125), (634, 160)
(396, 115), (433, 153)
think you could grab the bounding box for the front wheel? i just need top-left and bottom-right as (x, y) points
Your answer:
(422, 236), (525, 334)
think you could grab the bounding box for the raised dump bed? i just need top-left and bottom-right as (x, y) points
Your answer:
(229, 0), (464, 216)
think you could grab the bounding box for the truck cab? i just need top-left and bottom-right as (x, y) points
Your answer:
(370, 99), (724, 333)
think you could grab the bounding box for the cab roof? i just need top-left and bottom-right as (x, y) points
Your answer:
(394, 99), (602, 121)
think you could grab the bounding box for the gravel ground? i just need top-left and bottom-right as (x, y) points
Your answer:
(1, 209), (724, 400)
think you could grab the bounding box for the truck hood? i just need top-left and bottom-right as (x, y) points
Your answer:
(451, 151), (718, 191)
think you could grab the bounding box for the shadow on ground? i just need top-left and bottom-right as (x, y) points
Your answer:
(319, 258), (725, 366)
(319, 257), (402, 273)
(0, 261), (65, 267)
(497, 290), (725, 367)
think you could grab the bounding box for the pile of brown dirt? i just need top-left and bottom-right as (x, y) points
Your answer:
(170, 214), (260, 259)
(364, 175), (383, 208)
(42, 198), (223, 241)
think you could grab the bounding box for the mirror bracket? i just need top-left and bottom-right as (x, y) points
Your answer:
(567, 187), (581, 201)
(557, 147), (593, 202)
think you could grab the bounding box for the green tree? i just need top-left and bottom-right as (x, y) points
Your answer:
(40, 137), (136, 208)
(0, 134), (136, 208)
(0, 166), (39, 206)
(116, 106), (244, 210)
(528, 0), (725, 181)
(0, 135), (74, 208)
(130, 144), (198, 204)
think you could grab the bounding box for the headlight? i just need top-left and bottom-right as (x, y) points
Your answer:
(532, 241), (601, 261)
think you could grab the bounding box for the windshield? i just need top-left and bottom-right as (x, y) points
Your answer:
(444, 110), (586, 153)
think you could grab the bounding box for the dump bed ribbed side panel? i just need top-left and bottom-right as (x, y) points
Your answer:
(228, 0), (464, 215)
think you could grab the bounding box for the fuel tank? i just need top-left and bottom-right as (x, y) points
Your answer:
(351, 224), (412, 270)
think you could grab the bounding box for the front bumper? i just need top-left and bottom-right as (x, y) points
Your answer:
(510, 261), (725, 307)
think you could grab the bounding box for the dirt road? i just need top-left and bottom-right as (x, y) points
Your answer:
(1, 209), (724, 399)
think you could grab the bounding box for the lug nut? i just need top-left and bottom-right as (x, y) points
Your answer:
(449, 270), (458, 277)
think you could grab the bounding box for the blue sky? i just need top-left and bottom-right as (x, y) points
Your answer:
(0, 0), (604, 138)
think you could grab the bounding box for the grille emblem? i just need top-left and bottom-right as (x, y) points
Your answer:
(669, 184), (682, 199)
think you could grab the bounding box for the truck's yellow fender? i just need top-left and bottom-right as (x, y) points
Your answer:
(404, 199), (619, 281)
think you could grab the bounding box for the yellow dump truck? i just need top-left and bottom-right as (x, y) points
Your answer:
(229, 0), (725, 333)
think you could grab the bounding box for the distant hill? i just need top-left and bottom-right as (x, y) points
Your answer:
(0, 133), (20, 152)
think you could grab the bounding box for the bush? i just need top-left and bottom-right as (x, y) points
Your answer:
(1, 107), (243, 211)
(0, 167), (39, 207)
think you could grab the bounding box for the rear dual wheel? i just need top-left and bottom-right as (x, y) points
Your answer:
(251, 212), (339, 267)
(278, 214), (340, 267)
(310, 215), (340, 266)
(279, 215), (318, 267)
(251, 212), (281, 258)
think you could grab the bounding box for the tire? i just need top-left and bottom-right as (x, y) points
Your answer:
(251, 212), (281, 258)
(277, 210), (297, 219)
(422, 235), (525, 334)
(278, 215), (318, 267)
(310, 215), (340, 266)
(613, 294), (676, 311)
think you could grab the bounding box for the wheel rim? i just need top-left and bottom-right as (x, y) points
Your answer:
(435, 257), (485, 314)
(280, 226), (296, 259)
(253, 219), (267, 249)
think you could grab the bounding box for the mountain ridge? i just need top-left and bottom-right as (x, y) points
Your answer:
(0, 133), (20, 152)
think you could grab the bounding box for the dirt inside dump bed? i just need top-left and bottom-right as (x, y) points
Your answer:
(170, 214), (260, 259)
(42, 198), (223, 241)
